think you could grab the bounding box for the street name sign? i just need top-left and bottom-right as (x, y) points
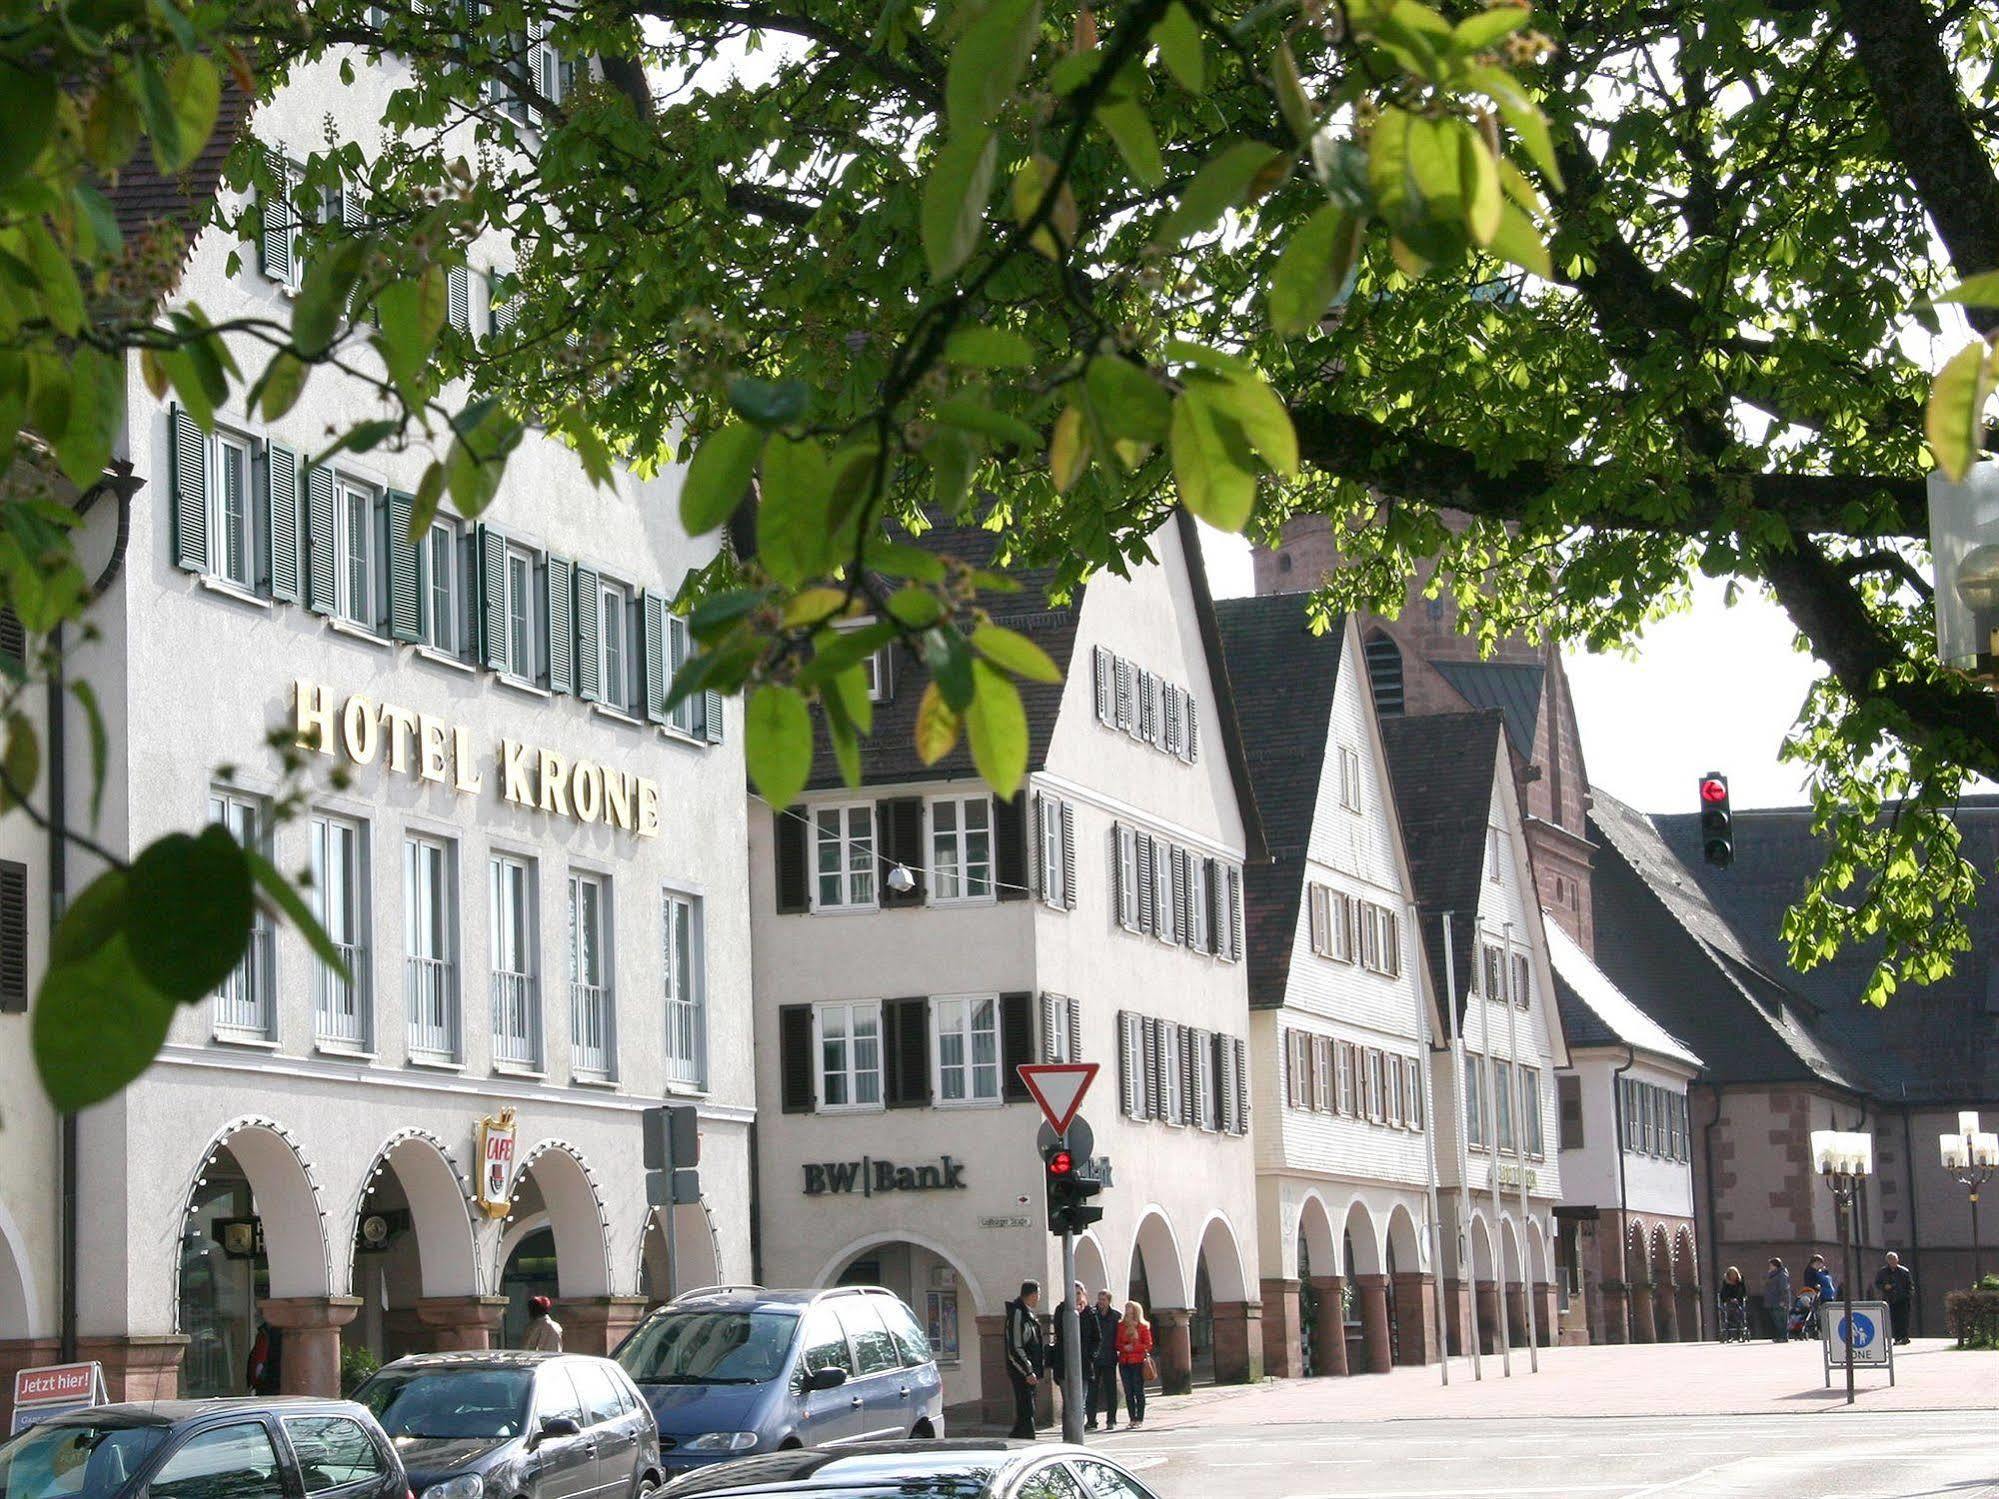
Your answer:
(1017, 1062), (1097, 1137)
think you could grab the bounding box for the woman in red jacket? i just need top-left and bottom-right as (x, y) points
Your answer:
(1115, 1301), (1154, 1427)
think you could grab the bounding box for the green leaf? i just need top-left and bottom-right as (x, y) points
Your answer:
(1267, 202), (1360, 335)
(924, 627), (978, 710)
(0, 72), (58, 188)
(34, 934), (177, 1112)
(1084, 356), (1171, 445)
(0, 711), (39, 814)
(1189, 370), (1297, 476)
(1486, 196), (1552, 278)
(1272, 39), (1316, 144)
(1049, 402), (1090, 490)
(1452, 6), (1532, 52)
(914, 680), (960, 765)
(51, 870), (127, 968)
(822, 682), (864, 787)
(125, 825), (254, 1003)
(926, 426), (976, 513)
(923, 127), (999, 280)
(1927, 341), (1996, 483)
(945, 325), (1037, 368)
(947, 0), (1043, 131)
(165, 55), (221, 175)
(727, 374), (812, 427)
(1937, 272), (1999, 309)
(887, 585), (945, 627)
(681, 422), (767, 536)
(1098, 96), (1164, 188)
(257, 351), (310, 422)
(1012, 152), (1078, 258)
(1368, 106), (1419, 228)
(1152, 3), (1205, 93)
(1170, 386), (1258, 530)
(1457, 120), (1502, 246)
(293, 237), (367, 357)
(965, 660), (1028, 797)
(1466, 62), (1563, 191)
(745, 683), (814, 807)
(1153, 140), (1281, 247)
(758, 435), (832, 586)
(375, 269), (447, 389)
(56, 346), (123, 488)
(134, 58), (183, 174)
(973, 623), (1062, 682)
(935, 398), (1044, 452)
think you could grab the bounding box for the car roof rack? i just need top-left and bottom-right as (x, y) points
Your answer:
(810, 1285), (890, 1302)
(669, 1284), (768, 1301)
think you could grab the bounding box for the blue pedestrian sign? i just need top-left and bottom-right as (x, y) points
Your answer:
(1822, 1298), (1896, 1384)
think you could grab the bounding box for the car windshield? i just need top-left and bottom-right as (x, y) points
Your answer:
(0, 1420), (170, 1499)
(616, 1308), (797, 1385)
(356, 1367), (533, 1440)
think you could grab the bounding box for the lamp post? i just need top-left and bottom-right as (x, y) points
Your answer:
(1940, 1111), (1999, 1286)
(1810, 1129), (1875, 1406)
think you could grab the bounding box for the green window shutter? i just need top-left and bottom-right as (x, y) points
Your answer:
(168, 404), (207, 573)
(478, 524), (507, 669)
(703, 691), (724, 744)
(640, 590), (668, 724)
(303, 463), (336, 613)
(544, 555), (574, 693)
(446, 266), (471, 335)
(266, 443), (300, 602)
(386, 490), (422, 641)
(573, 563), (601, 701)
(259, 148), (294, 283)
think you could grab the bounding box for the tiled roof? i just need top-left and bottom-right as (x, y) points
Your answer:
(1545, 919), (1702, 1068)
(1586, 792), (1873, 1093)
(1654, 801), (1999, 1101)
(1428, 659), (1545, 760)
(1379, 710), (1506, 1018)
(1213, 594), (1345, 1007)
(104, 78), (251, 254)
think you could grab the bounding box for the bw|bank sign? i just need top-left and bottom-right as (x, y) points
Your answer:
(803, 1156), (968, 1197)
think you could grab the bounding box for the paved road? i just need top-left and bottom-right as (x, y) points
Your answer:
(1096, 1409), (1999, 1499)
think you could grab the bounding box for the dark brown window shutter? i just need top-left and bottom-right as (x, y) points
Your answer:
(774, 808), (809, 914)
(884, 997), (930, 1108)
(1000, 992), (1034, 1099)
(995, 794), (1028, 902)
(1231, 1036), (1248, 1133)
(881, 797), (925, 906)
(779, 1004), (814, 1112)
(0, 859), (25, 1014)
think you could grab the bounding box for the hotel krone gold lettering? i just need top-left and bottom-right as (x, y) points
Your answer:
(295, 679), (660, 838)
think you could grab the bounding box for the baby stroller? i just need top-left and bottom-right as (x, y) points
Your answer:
(1717, 1295), (1750, 1342)
(1787, 1290), (1821, 1341)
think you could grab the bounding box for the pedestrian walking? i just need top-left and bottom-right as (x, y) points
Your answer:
(1048, 1282), (1098, 1429)
(1088, 1290), (1122, 1431)
(521, 1294), (563, 1352)
(1762, 1258), (1791, 1344)
(1873, 1252), (1915, 1344)
(1718, 1266), (1749, 1341)
(1115, 1300), (1154, 1428)
(1004, 1280), (1046, 1440)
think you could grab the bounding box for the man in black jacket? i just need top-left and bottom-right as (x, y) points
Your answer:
(1047, 1282), (1098, 1430)
(1003, 1280), (1045, 1439)
(1873, 1252), (1916, 1344)
(1087, 1289), (1122, 1430)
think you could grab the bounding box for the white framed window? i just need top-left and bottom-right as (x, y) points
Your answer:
(210, 790), (272, 1038)
(1338, 745), (1362, 813)
(1464, 1060), (1486, 1148)
(1405, 1056), (1426, 1131)
(1523, 1066), (1545, 1157)
(1196, 1035), (1218, 1130)
(815, 1000), (883, 1110)
(813, 804), (877, 911)
(1154, 840), (1179, 945)
(568, 871), (614, 1077)
(425, 520), (464, 656)
(502, 543), (541, 683)
(663, 889), (705, 1088)
(667, 612), (700, 736)
(489, 853), (539, 1068)
(1041, 992), (1077, 1063)
(928, 795), (993, 904)
(931, 994), (1001, 1106)
(211, 430), (258, 589)
(335, 477), (380, 630)
(599, 578), (632, 712)
(861, 647), (892, 702)
(1039, 798), (1065, 908)
(1365, 1048), (1386, 1121)
(1186, 857), (1209, 952)
(1495, 1059), (1516, 1153)
(1158, 1020), (1184, 1125)
(1488, 826), (1504, 882)
(403, 834), (458, 1061)
(1512, 950), (1532, 1010)
(1116, 825), (1140, 931)
(310, 812), (369, 1050)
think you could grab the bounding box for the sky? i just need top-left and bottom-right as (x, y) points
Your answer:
(1199, 526), (1826, 816)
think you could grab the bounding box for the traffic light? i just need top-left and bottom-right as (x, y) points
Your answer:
(1043, 1141), (1104, 1234)
(1699, 773), (1733, 868)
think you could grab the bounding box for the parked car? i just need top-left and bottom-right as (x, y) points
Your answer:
(655, 1440), (1160, 1498)
(0, 1395), (407, 1499)
(614, 1286), (944, 1474)
(355, 1350), (662, 1498)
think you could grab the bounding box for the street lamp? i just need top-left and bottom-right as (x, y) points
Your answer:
(1810, 1129), (1875, 1406)
(1940, 1111), (1999, 1285)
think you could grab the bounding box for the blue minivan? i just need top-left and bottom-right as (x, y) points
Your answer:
(614, 1286), (944, 1475)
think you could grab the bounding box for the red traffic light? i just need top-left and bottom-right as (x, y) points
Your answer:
(1047, 1150), (1073, 1176)
(1700, 777), (1728, 803)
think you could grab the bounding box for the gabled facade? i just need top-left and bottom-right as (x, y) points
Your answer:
(750, 511), (1266, 1423)
(1545, 922), (1702, 1347)
(1381, 712), (1568, 1359)
(1217, 599), (1447, 1383)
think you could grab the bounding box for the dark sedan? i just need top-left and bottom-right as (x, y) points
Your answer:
(356, 1350), (661, 1499)
(655, 1440), (1159, 1499)
(0, 1396), (406, 1499)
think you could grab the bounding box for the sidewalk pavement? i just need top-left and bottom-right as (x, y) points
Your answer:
(1073, 1337), (1999, 1432)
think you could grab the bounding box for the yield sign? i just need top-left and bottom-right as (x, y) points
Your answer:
(1017, 1063), (1098, 1137)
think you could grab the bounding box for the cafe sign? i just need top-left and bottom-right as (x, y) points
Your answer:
(296, 680), (660, 838)
(476, 1108), (518, 1218)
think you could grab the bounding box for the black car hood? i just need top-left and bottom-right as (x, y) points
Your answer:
(390, 1433), (512, 1479)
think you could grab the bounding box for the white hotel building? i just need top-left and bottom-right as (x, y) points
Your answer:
(0, 45), (754, 1418)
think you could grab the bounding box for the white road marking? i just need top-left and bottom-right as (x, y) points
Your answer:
(1279, 1487), (1639, 1498)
